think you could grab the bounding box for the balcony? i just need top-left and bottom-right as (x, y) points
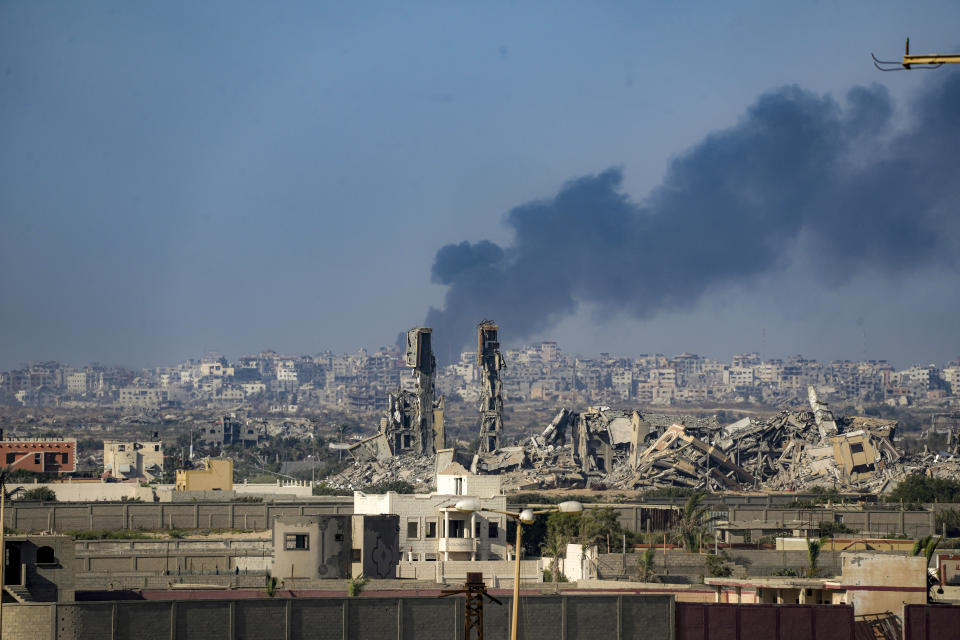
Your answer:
(438, 537), (479, 554)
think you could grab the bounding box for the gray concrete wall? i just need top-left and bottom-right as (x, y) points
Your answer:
(597, 549), (857, 582)
(5, 498), (936, 540)
(3, 499), (353, 533)
(75, 538), (273, 575)
(720, 507), (935, 538)
(512, 502), (934, 538)
(44, 594), (674, 640)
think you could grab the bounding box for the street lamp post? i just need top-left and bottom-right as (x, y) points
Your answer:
(455, 499), (583, 640)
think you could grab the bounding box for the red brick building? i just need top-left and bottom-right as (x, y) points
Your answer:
(0, 437), (76, 473)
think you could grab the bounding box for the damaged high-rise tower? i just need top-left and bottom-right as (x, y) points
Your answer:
(373, 327), (444, 457)
(476, 321), (505, 453)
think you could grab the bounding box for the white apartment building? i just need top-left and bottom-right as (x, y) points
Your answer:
(118, 387), (170, 409)
(353, 462), (507, 562)
(104, 439), (164, 480)
(724, 367), (755, 387)
(66, 372), (90, 395)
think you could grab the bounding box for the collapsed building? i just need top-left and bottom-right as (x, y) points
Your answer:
(476, 321), (505, 453)
(471, 386), (906, 493)
(334, 322), (917, 496)
(347, 327), (445, 462)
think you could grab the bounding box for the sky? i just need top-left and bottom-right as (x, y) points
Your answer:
(2, 1), (960, 370)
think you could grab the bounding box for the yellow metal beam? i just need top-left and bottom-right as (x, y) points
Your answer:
(903, 54), (960, 66)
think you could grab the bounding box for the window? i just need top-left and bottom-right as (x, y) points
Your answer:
(117, 445), (126, 451)
(61, 453), (68, 464)
(488, 521), (499, 539)
(455, 477), (463, 495)
(5, 453), (15, 464)
(448, 519), (465, 538)
(474, 520), (481, 538)
(425, 520), (437, 538)
(34, 453), (41, 465)
(284, 533), (309, 550)
(850, 442), (864, 454)
(154, 445), (160, 451)
(334, 533), (344, 542)
(407, 521), (419, 539)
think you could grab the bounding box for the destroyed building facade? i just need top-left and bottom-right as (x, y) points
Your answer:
(476, 322), (505, 453)
(366, 327), (444, 458)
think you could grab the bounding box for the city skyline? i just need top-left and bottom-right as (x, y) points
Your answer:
(5, 337), (960, 373)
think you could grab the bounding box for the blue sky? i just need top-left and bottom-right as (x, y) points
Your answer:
(2, 2), (959, 369)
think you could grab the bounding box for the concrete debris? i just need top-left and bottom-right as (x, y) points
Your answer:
(325, 451), (438, 491)
(333, 359), (932, 495)
(468, 386), (917, 493)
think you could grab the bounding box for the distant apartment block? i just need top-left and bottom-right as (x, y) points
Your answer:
(103, 437), (164, 481)
(118, 386), (170, 409)
(197, 415), (265, 448)
(0, 433), (76, 474)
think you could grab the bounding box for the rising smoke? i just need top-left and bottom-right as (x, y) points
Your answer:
(425, 75), (960, 363)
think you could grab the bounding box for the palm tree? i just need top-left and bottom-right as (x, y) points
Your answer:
(541, 533), (567, 592)
(676, 492), (710, 552)
(806, 537), (827, 578)
(912, 535), (942, 602)
(637, 547), (658, 583)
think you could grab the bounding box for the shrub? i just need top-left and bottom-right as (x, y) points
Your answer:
(704, 552), (733, 578)
(347, 574), (369, 597)
(364, 480), (415, 494)
(313, 483), (353, 497)
(265, 575), (278, 598)
(18, 487), (56, 502)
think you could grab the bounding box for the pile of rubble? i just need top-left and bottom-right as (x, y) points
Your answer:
(471, 386), (906, 493)
(325, 452), (437, 491)
(327, 385), (916, 495)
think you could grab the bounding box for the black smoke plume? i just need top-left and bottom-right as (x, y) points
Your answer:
(426, 76), (960, 363)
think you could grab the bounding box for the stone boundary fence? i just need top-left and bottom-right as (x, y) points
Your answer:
(3, 499), (353, 533)
(3, 594), (674, 640)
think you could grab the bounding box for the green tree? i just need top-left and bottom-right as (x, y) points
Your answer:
(912, 535), (941, 566)
(576, 507), (624, 550)
(806, 537), (827, 578)
(888, 475), (960, 504)
(541, 533), (568, 592)
(676, 492), (710, 552)
(637, 547), (658, 583)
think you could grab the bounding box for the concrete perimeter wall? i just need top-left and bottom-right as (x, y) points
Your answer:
(8, 594), (674, 640)
(3, 499), (352, 532)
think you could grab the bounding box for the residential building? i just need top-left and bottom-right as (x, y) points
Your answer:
(175, 458), (232, 491)
(103, 437), (164, 481)
(0, 434), (76, 474)
(353, 462), (507, 562)
(271, 514), (400, 580)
